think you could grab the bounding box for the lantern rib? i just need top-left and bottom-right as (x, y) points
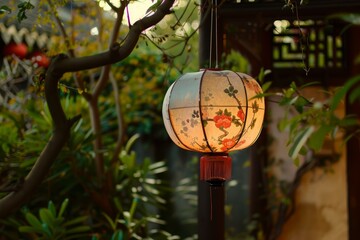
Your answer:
(199, 69), (214, 152)
(230, 72), (249, 151)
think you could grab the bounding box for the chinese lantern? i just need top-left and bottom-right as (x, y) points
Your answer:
(162, 69), (265, 183)
(30, 51), (50, 68)
(3, 42), (28, 59)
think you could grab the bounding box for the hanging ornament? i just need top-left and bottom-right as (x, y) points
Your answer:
(162, 69), (265, 183)
(30, 51), (50, 68)
(3, 42), (28, 59)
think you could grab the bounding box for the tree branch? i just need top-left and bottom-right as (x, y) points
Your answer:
(0, 55), (81, 218)
(52, 0), (174, 73)
(90, 0), (127, 180)
(0, 0), (175, 218)
(110, 72), (125, 164)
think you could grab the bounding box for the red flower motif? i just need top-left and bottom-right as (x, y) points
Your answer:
(234, 139), (246, 148)
(237, 108), (245, 122)
(221, 138), (236, 151)
(214, 114), (232, 128)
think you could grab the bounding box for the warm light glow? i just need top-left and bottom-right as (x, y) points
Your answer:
(99, 0), (152, 25)
(162, 69), (265, 153)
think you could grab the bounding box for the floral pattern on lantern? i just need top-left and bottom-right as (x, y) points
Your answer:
(162, 69), (265, 153)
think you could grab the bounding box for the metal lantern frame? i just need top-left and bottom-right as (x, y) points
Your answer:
(162, 69), (265, 182)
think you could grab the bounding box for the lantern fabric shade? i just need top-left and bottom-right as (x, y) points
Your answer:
(162, 69), (265, 153)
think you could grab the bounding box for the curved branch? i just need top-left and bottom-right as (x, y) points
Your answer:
(90, 0), (128, 180)
(110, 72), (125, 164)
(0, 55), (81, 218)
(53, 0), (174, 73)
(0, 0), (175, 218)
(93, 0), (127, 98)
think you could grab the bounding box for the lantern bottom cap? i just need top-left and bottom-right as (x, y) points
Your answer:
(200, 154), (232, 183)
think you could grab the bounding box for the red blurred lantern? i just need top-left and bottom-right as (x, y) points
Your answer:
(30, 51), (50, 68)
(3, 42), (28, 59)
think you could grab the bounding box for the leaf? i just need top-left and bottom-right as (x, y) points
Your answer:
(146, 216), (166, 225)
(308, 125), (332, 151)
(257, 68), (265, 83)
(331, 75), (360, 111)
(125, 133), (140, 153)
(261, 81), (272, 93)
(111, 231), (124, 240)
(25, 212), (43, 231)
(129, 198), (139, 222)
(146, 0), (162, 14)
(19, 225), (43, 234)
(0, 5), (11, 14)
(48, 201), (56, 217)
(102, 213), (116, 230)
(329, 13), (360, 25)
(17, 1), (34, 22)
(58, 198), (69, 218)
(294, 96), (308, 113)
(39, 209), (55, 225)
(288, 126), (315, 159)
(349, 85), (360, 103)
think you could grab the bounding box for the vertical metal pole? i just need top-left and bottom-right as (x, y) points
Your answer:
(199, 0), (212, 68)
(198, 180), (225, 240)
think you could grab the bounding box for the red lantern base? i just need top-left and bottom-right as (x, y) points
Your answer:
(200, 154), (232, 184)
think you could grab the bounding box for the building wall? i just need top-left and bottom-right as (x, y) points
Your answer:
(268, 87), (348, 240)
(279, 150), (348, 240)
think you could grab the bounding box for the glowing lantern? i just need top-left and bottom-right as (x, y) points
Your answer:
(3, 42), (28, 59)
(162, 69), (265, 183)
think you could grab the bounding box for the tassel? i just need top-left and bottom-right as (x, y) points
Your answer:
(200, 154), (232, 182)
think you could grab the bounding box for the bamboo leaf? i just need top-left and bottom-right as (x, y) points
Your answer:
(349, 86), (360, 103)
(125, 133), (140, 153)
(146, 0), (162, 14)
(129, 198), (139, 223)
(25, 212), (42, 230)
(0, 5), (11, 14)
(308, 125), (332, 151)
(19, 225), (43, 234)
(39, 209), (55, 225)
(58, 198), (69, 218)
(48, 201), (56, 217)
(331, 75), (360, 111)
(289, 126), (315, 159)
(102, 213), (116, 229)
(261, 81), (272, 93)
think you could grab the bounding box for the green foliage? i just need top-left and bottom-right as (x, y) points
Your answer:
(146, 0), (163, 14)
(18, 199), (90, 239)
(0, 97), (178, 238)
(329, 13), (360, 25)
(222, 50), (250, 73)
(274, 79), (360, 162)
(0, 5), (11, 14)
(114, 50), (178, 136)
(17, 0), (34, 22)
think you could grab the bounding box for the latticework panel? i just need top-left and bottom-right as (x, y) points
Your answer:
(272, 19), (345, 69)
